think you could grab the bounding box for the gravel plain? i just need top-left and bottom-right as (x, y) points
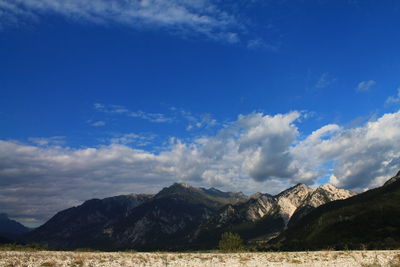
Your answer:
(0, 250), (400, 267)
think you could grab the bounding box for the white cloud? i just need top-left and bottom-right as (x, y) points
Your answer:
(315, 72), (336, 89)
(89, 120), (106, 127)
(293, 112), (400, 191)
(93, 103), (105, 110)
(28, 136), (66, 146)
(129, 110), (172, 123)
(246, 38), (279, 51)
(0, 1), (37, 29)
(169, 107), (218, 131)
(247, 38), (264, 49)
(356, 80), (376, 92)
(2, 110), (400, 225)
(0, 0), (240, 42)
(94, 103), (173, 123)
(109, 132), (156, 146)
(386, 88), (400, 105)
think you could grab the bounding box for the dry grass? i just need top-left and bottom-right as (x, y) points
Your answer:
(0, 250), (399, 267)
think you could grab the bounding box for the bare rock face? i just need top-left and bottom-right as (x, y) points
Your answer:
(245, 195), (276, 222)
(287, 184), (356, 227)
(307, 184), (356, 207)
(276, 184), (315, 225)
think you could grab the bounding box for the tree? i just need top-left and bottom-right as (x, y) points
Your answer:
(218, 232), (244, 252)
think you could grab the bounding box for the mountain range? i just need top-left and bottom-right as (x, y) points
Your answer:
(3, 170), (399, 251)
(23, 181), (354, 250)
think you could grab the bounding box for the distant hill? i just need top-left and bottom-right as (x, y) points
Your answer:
(24, 194), (153, 249)
(0, 213), (31, 241)
(270, 171), (400, 250)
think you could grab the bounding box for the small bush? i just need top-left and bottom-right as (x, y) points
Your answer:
(218, 232), (244, 252)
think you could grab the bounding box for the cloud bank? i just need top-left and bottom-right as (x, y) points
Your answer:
(1, 110), (400, 225)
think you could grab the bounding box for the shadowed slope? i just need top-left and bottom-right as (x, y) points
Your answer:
(271, 171), (400, 250)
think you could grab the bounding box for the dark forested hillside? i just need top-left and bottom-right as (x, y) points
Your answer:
(0, 213), (30, 241)
(270, 171), (400, 250)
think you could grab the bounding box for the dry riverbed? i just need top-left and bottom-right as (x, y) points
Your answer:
(0, 250), (400, 267)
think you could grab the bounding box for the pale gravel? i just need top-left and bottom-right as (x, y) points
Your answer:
(0, 250), (399, 267)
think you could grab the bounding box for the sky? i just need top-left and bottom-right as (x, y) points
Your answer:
(1, 0), (400, 227)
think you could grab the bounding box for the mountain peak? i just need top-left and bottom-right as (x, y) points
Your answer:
(277, 183), (311, 197)
(294, 183), (309, 188)
(250, 192), (263, 199)
(173, 182), (192, 188)
(155, 183), (197, 198)
(319, 183), (338, 191)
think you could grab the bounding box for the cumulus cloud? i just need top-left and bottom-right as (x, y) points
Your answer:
(293, 112), (400, 191)
(2, 110), (400, 225)
(0, 0), (241, 42)
(356, 80), (376, 92)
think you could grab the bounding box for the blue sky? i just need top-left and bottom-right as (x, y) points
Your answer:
(1, 0), (400, 226)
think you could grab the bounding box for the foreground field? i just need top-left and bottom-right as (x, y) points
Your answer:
(0, 250), (400, 267)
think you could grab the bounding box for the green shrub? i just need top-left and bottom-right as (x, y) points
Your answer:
(218, 232), (244, 252)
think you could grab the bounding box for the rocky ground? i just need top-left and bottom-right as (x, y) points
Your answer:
(0, 250), (400, 267)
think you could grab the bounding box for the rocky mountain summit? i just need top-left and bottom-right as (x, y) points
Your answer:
(24, 182), (355, 250)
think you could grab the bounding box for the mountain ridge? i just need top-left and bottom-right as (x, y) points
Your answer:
(24, 194), (153, 249)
